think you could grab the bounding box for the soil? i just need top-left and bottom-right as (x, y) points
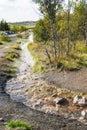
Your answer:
(43, 68), (87, 93)
(0, 37), (87, 130)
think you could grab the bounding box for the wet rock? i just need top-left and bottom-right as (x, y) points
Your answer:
(54, 97), (68, 105)
(73, 95), (87, 106)
(81, 110), (87, 119)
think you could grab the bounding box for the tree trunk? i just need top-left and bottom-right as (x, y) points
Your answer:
(67, 0), (70, 55)
(85, 14), (87, 46)
(50, 19), (56, 60)
(45, 48), (52, 64)
(84, 1), (87, 46)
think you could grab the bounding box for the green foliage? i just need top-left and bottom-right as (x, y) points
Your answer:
(10, 25), (28, 33)
(32, 0), (87, 70)
(34, 19), (49, 42)
(0, 19), (10, 31)
(6, 120), (32, 130)
(76, 41), (87, 53)
(28, 41), (87, 72)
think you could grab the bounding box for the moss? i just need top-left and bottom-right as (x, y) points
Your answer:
(6, 120), (32, 130)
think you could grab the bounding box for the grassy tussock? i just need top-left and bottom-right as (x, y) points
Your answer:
(0, 34), (11, 43)
(5, 43), (21, 61)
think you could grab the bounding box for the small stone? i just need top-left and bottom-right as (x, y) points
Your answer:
(34, 100), (44, 108)
(81, 110), (87, 119)
(73, 95), (87, 107)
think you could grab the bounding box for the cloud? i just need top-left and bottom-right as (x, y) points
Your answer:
(0, 0), (41, 22)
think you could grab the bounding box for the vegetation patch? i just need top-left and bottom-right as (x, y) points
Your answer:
(5, 43), (21, 61)
(0, 34), (11, 42)
(28, 42), (52, 73)
(28, 41), (87, 73)
(6, 120), (32, 130)
(5, 50), (20, 61)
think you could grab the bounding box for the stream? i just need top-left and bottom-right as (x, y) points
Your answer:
(18, 31), (34, 73)
(5, 31), (38, 102)
(2, 31), (87, 130)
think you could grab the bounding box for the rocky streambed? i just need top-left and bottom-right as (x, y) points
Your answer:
(2, 33), (87, 130)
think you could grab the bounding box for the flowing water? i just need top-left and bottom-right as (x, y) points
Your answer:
(18, 31), (34, 72)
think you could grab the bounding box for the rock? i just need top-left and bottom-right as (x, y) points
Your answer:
(0, 118), (4, 122)
(73, 95), (87, 106)
(81, 110), (87, 119)
(52, 93), (57, 97)
(54, 97), (68, 105)
(34, 100), (44, 108)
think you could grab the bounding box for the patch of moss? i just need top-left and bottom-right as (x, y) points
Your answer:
(6, 120), (32, 130)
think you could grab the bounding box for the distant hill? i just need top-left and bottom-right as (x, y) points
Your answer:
(9, 21), (37, 26)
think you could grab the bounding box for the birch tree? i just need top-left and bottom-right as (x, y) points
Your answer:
(32, 0), (63, 60)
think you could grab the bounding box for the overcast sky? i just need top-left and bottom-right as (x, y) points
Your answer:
(0, 0), (41, 22)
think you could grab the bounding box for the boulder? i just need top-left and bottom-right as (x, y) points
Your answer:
(73, 95), (87, 106)
(54, 97), (68, 105)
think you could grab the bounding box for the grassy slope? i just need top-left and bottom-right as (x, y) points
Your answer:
(28, 41), (87, 73)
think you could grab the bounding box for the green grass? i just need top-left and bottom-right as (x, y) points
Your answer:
(6, 120), (32, 130)
(5, 43), (21, 61)
(5, 50), (20, 61)
(0, 34), (11, 42)
(76, 41), (87, 53)
(28, 41), (87, 73)
(28, 43), (51, 73)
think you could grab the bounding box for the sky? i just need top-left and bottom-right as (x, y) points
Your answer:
(0, 0), (41, 22)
